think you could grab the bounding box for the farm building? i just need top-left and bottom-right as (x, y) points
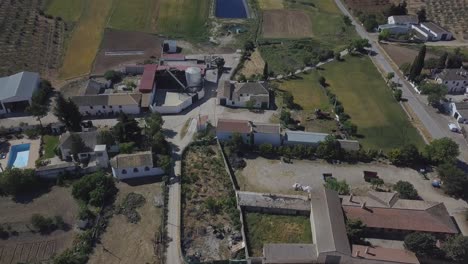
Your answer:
(110, 151), (164, 180)
(378, 24), (412, 35)
(58, 131), (109, 169)
(412, 22), (453, 42)
(449, 102), (468, 123)
(341, 191), (459, 238)
(0, 71), (40, 115)
(387, 15), (418, 26)
(283, 131), (360, 151)
(217, 81), (270, 109)
(436, 68), (468, 93)
(216, 119), (281, 146)
(71, 93), (143, 116)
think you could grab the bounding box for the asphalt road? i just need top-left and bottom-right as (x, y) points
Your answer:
(334, 0), (468, 162)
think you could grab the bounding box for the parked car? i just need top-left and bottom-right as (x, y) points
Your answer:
(448, 123), (460, 133)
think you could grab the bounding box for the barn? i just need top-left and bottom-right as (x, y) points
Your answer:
(0, 71), (40, 115)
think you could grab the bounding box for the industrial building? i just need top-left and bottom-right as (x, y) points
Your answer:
(0, 71), (40, 115)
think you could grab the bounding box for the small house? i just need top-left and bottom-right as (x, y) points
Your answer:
(216, 119), (252, 143)
(110, 151), (164, 180)
(217, 81), (270, 109)
(436, 68), (468, 94)
(58, 131), (109, 168)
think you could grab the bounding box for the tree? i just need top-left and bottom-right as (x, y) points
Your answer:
(437, 163), (468, 198)
(282, 91), (295, 109)
(416, 7), (427, 23)
(145, 112), (164, 136)
(442, 235), (468, 262)
(346, 219), (366, 244)
(113, 112), (142, 143)
(423, 137), (459, 164)
(378, 29), (391, 42)
(409, 45), (426, 81)
(318, 76), (326, 87)
(104, 70), (121, 82)
(316, 136), (343, 160)
(446, 51), (463, 69)
(363, 15), (378, 32)
(404, 232), (437, 256)
(263, 62), (269, 81)
(215, 57), (225, 75)
(98, 130), (115, 147)
(384, 1), (408, 16)
(394, 180), (418, 199)
(237, 74), (247, 82)
(31, 214), (56, 234)
(437, 52), (448, 69)
(342, 120), (357, 136)
(348, 38), (371, 53)
(53, 94), (82, 132)
(334, 51), (341, 61)
(386, 72), (395, 84)
(388, 144), (420, 166)
(0, 169), (37, 196)
(157, 155), (172, 173)
(26, 90), (49, 127)
(280, 109), (292, 125)
(70, 134), (87, 159)
(424, 57), (438, 72)
(72, 171), (117, 206)
(420, 83), (447, 107)
(324, 178), (350, 195)
(119, 142), (136, 154)
(343, 15), (352, 26)
(244, 40), (255, 52)
(370, 178), (384, 190)
(394, 89), (403, 101)
(229, 133), (246, 152)
(259, 143), (274, 157)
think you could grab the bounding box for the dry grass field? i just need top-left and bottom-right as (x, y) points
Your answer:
(259, 0), (284, 9)
(381, 43), (438, 67)
(239, 49), (265, 77)
(262, 10), (313, 38)
(59, 0), (114, 79)
(108, 0), (160, 32)
(0, 187), (78, 263)
(0, 0), (66, 78)
(88, 181), (164, 264)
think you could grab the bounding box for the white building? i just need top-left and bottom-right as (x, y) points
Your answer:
(217, 81), (270, 109)
(412, 22), (452, 42)
(110, 151), (164, 180)
(387, 15), (418, 26)
(71, 93), (142, 116)
(449, 102), (468, 123)
(436, 68), (468, 94)
(0, 71), (40, 115)
(58, 131), (109, 168)
(216, 119), (281, 146)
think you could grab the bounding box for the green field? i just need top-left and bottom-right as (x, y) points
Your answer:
(277, 72), (331, 111)
(108, 0), (159, 32)
(42, 135), (59, 159)
(320, 55), (424, 151)
(245, 213), (312, 257)
(156, 0), (210, 41)
(45, 0), (84, 22)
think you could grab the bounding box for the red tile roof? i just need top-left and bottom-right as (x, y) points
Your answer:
(343, 204), (458, 234)
(139, 64), (158, 93)
(352, 245), (419, 264)
(217, 119), (251, 134)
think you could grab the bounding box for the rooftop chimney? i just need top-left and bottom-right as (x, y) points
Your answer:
(361, 201), (366, 209)
(365, 247), (369, 255)
(349, 194), (353, 203)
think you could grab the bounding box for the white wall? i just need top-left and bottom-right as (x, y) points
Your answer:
(225, 97), (268, 109)
(254, 133), (281, 146)
(79, 104), (140, 116)
(112, 165), (165, 180)
(436, 78), (468, 94)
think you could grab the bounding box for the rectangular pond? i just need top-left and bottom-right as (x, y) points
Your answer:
(7, 143), (31, 168)
(215, 0), (249, 18)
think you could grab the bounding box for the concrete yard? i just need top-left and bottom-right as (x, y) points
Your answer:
(235, 157), (468, 217)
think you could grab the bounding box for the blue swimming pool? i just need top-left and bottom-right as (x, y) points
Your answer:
(215, 0), (249, 18)
(7, 143), (31, 168)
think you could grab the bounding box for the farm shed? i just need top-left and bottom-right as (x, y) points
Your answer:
(71, 93), (142, 116)
(0, 72), (40, 115)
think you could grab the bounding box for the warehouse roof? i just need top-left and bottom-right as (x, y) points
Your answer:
(110, 151), (153, 168)
(0, 71), (39, 101)
(422, 21), (449, 34)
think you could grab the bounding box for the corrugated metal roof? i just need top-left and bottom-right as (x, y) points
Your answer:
(0, 71), (39, 101)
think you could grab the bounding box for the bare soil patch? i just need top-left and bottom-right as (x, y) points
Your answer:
(262, 10), (313, 39)
(92, 28), (163, 75)
(88, 180), (164, 264)
(0, 186), (78, 263)
(381, 43), (437, 67)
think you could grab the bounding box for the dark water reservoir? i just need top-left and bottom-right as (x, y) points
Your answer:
(215, 0), (248, 18)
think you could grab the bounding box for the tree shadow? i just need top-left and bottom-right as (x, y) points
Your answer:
(12, 184), (52, 204)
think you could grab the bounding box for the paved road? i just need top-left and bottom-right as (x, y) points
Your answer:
(334, 0), (468, 161)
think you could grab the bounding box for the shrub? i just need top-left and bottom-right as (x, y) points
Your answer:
(394, 180), (418, 199)
(31, 214), (56, 234)
(324, 178), (350, 195)
(25, 128), (40, 139)
(404, 232), (437, 256)
(0, 169), (38, 196)
(72, 171), (117, 206)
(259, 144), (274, 157)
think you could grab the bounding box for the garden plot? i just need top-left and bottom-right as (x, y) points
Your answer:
(0, 186), (78, 263)
(181, 144), (242, 262)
